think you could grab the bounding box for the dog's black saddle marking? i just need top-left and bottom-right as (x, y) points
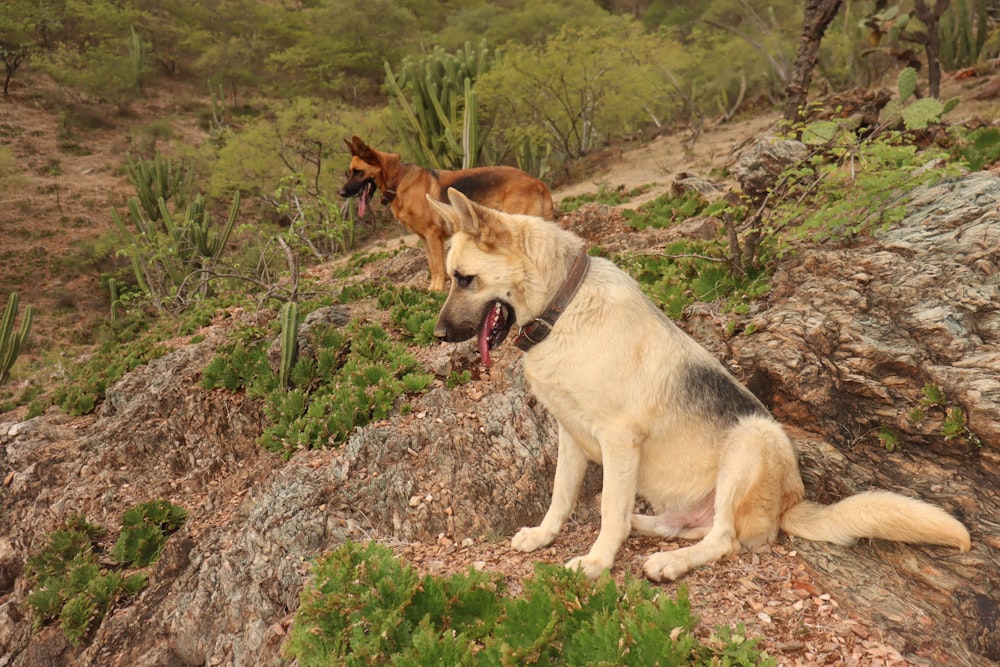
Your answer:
(683, 363), (768, 425)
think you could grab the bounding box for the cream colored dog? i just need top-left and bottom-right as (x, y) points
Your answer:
(430, 189), (971, 581)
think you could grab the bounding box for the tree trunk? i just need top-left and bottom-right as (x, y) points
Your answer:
(912, 0), (951, 98)
(783, 0), (844, 122)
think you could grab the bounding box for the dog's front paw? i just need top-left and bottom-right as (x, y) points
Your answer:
(565, 554), (612, 579)
(642, 551), (689, 582)
(511, 526), (557, 553)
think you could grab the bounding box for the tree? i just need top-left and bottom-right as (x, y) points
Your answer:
(900, 0), (951, 98)
(783, 0), (844, 122)
(266, 0), (420, 103)
(478, 17), (661, 164)
(434, 0), (611, 50)
(0, 0), (40, 95)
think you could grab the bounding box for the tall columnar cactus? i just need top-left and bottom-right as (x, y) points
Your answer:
(279, 301), (299, 389)
(939, 0), (989, 71)
(124, 153), (193, 222)
(1, 291), (33, 386)
(111, 191), (241, 310)
(127, 25), (148, 91)
(385, 41), (497, 169)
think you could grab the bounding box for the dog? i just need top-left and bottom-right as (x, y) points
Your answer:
(429, 189), (971, 581)
(339, 136), (554, 291)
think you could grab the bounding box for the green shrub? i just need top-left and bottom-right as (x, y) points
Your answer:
(622, 190), (711, 230)
(953, 126), (1000, 171)
(286, 541), (774, 666)
(621, 240), (770, 321)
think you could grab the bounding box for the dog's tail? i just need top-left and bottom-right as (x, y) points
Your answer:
(780, 491), (970, 551)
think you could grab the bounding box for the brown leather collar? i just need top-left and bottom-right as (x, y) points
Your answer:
(513, 251), (591, 352)
(380, 172), (401, 205)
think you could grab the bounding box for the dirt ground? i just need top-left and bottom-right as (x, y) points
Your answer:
(2, 67), (999, 665)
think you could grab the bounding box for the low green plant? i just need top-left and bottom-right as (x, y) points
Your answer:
(286, 541), (774, 666)
(877, 425), (901, 452)
(446, 369), (472, 388)
(620, 239), (770, 320)
(26, 504), (183, 647)
(622, 189), (710, 230)
(110, 500), (189, 568)
(377, 286), (446, 345)
(952, 126), (1000, 171)
(201, 308), (436, 458)
(908, 383), (982, 448)
(52, 319), (168, 416)
(560, 183), (655, 212)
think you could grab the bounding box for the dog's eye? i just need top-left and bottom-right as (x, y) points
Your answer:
(351, 169), (363, 177)
(454, 272), (474, 289)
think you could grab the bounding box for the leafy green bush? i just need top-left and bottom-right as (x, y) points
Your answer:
(26, 504), (184, 647)
(768, 129), (960, 246)
(286, 541), (774, 666)
(477, 17), (666, 164)
(622, 241), (770, 321)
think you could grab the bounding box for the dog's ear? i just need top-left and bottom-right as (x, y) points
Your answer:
(426, 193), (465, 234)
(436, 189), (511, 248)
(345, 136), (375, 159)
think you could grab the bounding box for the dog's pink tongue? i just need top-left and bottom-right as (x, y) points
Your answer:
(478, 306), (497, 367)
(358, 190), (368, 217)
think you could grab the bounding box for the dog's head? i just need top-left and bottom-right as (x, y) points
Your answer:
(339, 136), (398, 216)
(428, 189), (534, 366)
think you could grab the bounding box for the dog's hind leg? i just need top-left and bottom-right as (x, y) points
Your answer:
(642, 418), (793, 581)
(512, 423), (589, 555)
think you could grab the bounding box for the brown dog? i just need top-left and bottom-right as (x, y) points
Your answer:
(339, 136), (554, 291)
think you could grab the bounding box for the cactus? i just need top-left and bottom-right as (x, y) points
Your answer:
(461, 77), (478, 169)
(939, 0), (989, 70)
(111, 191), (241, 309)
(385, 41), (497, 169)
(124, 153), (193, 222)
(127, 25), (148, 91)
(1, 291), (32, 386)
(108, 278), (120, 323)
(279, 301), (299, 388)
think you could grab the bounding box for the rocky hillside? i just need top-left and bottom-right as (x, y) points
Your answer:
(1, 159), (998, 665)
